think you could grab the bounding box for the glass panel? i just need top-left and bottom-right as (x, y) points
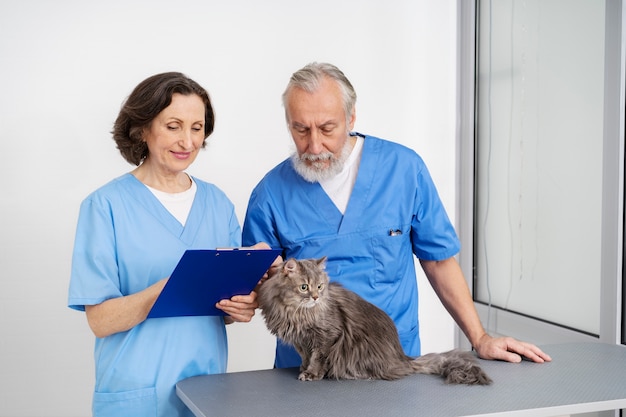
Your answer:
(474, 0), (606, 335)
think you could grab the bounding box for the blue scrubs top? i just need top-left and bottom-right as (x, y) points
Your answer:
(68, 173), (241, 417)
(242, 134), (460, 367)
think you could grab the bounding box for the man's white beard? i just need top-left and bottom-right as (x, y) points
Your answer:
(291, 138), (352, 183)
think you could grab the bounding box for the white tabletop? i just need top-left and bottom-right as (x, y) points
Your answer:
(176, 342), (626, 417)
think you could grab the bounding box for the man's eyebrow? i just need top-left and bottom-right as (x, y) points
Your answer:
(291, 122), (309, 129)
(319, 121), (337, 127)
(291, 120), (338, 130)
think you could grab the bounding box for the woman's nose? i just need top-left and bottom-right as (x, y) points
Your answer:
(179, 130), (194, 149)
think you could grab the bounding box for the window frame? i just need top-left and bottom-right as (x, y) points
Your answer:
(456, 0), (624, 349)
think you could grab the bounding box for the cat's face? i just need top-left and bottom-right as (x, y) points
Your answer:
(279, 257), (329, 309)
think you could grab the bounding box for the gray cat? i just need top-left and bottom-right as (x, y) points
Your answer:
(257, 257), (492, 385)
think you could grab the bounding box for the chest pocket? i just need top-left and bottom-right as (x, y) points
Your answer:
(370, 225), (413, 284)
(283, 225), (413, 286)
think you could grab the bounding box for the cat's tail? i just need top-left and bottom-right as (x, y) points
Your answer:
(409, 349), (492, 385)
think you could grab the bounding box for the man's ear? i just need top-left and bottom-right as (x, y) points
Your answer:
(348, 106), (356, 130)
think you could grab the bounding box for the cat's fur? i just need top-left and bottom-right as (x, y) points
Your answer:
(257, 257), (492, 385)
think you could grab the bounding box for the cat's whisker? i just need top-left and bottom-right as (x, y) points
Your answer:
(294, 300), (308, 314)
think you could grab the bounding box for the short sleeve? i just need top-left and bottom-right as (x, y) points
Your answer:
(242, 184), (282, 249)
(67, 196), (123, 311)
(410, 162), (460, 261)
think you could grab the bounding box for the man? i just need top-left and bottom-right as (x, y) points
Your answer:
(243, 62), (551, 367)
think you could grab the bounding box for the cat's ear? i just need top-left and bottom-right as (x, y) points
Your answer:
(284, 258), (298, 273)
(316, 257), (327, 268)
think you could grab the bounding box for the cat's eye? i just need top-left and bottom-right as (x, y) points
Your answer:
(318, 284), (324, 291)
(299, 284), (308, 292)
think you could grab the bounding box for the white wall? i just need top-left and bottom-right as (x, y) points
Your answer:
(0, 1), (458, 415)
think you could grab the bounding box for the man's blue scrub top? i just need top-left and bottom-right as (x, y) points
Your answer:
(243, 134), (460, 368)
(68, 173), (241, 417)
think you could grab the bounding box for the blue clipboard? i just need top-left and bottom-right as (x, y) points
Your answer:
(148, 248), (282, 318)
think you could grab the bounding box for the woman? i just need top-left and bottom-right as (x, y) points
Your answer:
(68, 72), (266, 416)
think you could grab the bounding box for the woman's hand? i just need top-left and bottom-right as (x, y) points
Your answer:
(216, 292), (258, 323)
(216, 241), (282, 324)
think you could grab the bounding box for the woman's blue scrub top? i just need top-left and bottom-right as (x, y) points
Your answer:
(68, 173), (241, 417)
(242, 135), (460, 367)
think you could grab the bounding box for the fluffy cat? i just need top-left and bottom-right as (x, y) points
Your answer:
(257, 257), (492, 385)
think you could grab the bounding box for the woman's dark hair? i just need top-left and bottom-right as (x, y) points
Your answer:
(112, 72), (215, 165)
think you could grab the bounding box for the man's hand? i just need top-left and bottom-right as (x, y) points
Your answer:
(250, 242), (283, 288)
(474, 334), (552, 363)
(216, 241), (282, 324)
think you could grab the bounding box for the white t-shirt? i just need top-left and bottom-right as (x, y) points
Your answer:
(146, 177), (197, 226)
(320, 136), (364, 214)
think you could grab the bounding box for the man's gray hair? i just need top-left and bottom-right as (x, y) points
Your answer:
(282, 62), (357, 124)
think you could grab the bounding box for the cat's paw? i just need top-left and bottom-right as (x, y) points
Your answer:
(298, 371), (323, 381)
